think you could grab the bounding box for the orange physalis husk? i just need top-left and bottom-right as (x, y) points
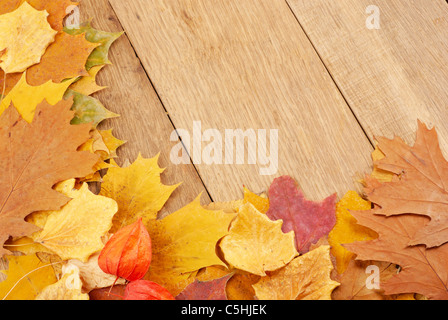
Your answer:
(124, 280), (175, 300)
(98, 218), (151, 281)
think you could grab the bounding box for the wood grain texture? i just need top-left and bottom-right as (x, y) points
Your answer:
(109, 0), (373, 202)
(79, 0), (210, 213)
(288, 0), (448, 149)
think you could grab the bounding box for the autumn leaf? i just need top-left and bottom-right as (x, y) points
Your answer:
(89, 285), (126, 301)
(28, 179), (117, 262)
(100, 154), (179, 232)
(0, 254), (57, 300)
(0, 0), (77, 31)
(36, 264), (88, 300)
(0, 99), (98, 257)
(0, 2), (57, 73)
(0, 72), (76, 122)
(69, 253), (126, 292)
(220, 203), (297, 276)
(243, 187), (269, 213)
(328, 191), (377, 274)
(64, 22), (123, 70)
(332, 260), (401, 300)
(345, 209), (448, 300)
(145, 196), (236, 296)
(98, 218), (151, 281)
(176, 274), (232, 300)
(252, 245), (339, 300)
(25, 32), (99, 86)
(70, 65), (107, 96)
(365, 121), (448, 247)
(266, 176), (337, 254)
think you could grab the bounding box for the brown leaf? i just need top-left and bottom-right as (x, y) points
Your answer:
(176, 274), (232, 300)
(345, 210), (448, 300)
(367, 121), (448, 247)
(0, 100), (98, 257)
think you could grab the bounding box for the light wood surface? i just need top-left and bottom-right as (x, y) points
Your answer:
(80, 0), (210, 213)
(287, 0), (448, 149)
(109, 0), (374, 201)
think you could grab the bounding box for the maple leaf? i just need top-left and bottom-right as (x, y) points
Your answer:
(243, 187), (269, 213)
(220, 203), (297, 276)
(266, 176), (337, 254)
(70, 65), (107, 96)
(0, 0), (77, 31)
(252, 245), (339, 300)
(0, 2), (57, 73)
(25, 32), (100, 86)
(0, 72), (76, 122)
(328, 191), (377, 274)
(145, 196), (236, 296)
(28, 179), (117, 262)
(366, 121), (448, 247)
(0, 99), (98, 257)
(64, 22), (123, 70)
(0, 254), (57, 300)
(64, 89), (119, 127)
(345, 210), (448, 300)
(100, 154), (179, 233)
(35, 264), (89, 300)
(176, 274), (233, 300)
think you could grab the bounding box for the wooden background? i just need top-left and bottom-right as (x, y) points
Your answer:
(2, 0), (448, 279)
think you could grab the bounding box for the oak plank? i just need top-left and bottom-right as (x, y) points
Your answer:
(109, 0), (373, 201)
(288, 0), (448, 149)
(79, 0), (210, 213)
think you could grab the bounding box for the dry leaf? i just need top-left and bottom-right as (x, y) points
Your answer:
(145, 196), (236, 296)
(100, 154), (179, 232)
(0, 2), (57, 73)
(29, 180), (117, 262)
(176, 274), (232, 300)
(220, 203), (297, 276)
(328, 191), (377, 274)
(36, 264), (88, 300)
(252, 245), (339, 300)
(367, 121), (448, 247)
(266, 176), (337, 254)
(0, 100), (98, 257)
(0, 254), (57, 300)
(345, 209), (448, 300)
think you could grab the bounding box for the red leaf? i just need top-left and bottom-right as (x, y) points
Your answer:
(266, 176), (337, 254)
(98, 218), (151, 281)
(176, 274), (233, 300)
(125, 280), (174, 300)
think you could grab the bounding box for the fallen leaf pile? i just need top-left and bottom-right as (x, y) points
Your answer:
(1, 1), (447, 300)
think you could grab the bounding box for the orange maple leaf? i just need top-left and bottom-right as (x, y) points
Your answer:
(366, 121), (448, 247)
(0, 99), (98, 257)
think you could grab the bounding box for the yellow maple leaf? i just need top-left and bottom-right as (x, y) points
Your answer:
(0, 72), (76, 122)
(243, 187), (269, 213)
(220, 203), (297, 276)
(253, 245), (339, 300)
(100, 154), (179, 232)
(328, 191), (377, 274)
(0, 254), (57, 300)
(145, 196), (236, 296)
(70, 65), (107, 96)
(0, 2), (57, 73)
(35, 264), (88, 300)
(29, 179), (117, 262)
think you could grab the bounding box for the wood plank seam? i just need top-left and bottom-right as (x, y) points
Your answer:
(106, 0), (215, 202)
(284, 0), (374, 149)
